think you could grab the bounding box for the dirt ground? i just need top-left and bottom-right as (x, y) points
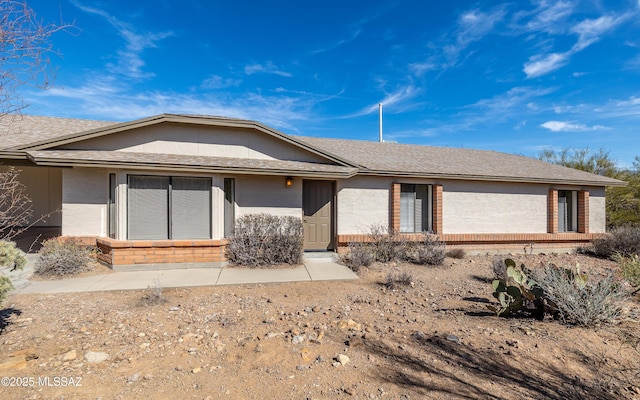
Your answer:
(1, 253), (639, 400)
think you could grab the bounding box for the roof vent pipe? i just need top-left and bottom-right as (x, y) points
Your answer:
(378, 103), (383, 143)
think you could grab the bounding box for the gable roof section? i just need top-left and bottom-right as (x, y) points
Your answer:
(0, 114), (626, 186)
(294, 136), (625, 186)
(8, 114), (358, 168)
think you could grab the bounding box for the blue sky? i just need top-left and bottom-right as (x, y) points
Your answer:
(21, 0), (640, 166)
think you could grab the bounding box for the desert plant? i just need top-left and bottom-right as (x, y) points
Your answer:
(491, 257), (508, 281)
(445, 248), (466, 259)
(138, 278), (167, 306)
(531, 264), (627, 327)
(613, 253), (640, 294)
(487, 259), (545, 319)
(590, 226), (640, 258)
(0, 241), (26, 304)
(367, 224), (409, 262)
(34, 238), (94, 277)
(384, 271), (413, 289)
(413, 234), (446, 266)
(225, 214), (303, 266)
(339, 242), (375, 272)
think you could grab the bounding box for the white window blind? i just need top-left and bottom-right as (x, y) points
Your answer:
(171, 177), (211, 239)
(128, 176), (169, 240)
(400, 184), (433, 233)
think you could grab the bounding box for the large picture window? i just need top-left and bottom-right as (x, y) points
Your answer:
(127, 175), (211, 240)
(400, 184), (433, 233)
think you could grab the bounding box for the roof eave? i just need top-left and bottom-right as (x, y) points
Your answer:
(26, 155), (358, 179)
(0, 150), (28, 160)
(358, 170), (627, 186)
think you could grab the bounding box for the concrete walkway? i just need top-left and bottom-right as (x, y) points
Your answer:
(6, 254), (358, 295)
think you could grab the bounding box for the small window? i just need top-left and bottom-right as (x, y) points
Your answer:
(400, 184), (433, 233)
(108, 173), (116, 239)
(224, 178), (235, 237)
(558, 190), (578, 232)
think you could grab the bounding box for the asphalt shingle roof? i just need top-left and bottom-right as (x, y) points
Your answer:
(0, 114), (625, 186)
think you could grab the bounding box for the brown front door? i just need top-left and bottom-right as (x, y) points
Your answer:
(302, 180), (334, 250)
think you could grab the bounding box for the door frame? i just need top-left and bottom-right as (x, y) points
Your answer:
(302, 179), (336, 251)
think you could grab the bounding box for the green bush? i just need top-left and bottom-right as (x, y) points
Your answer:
(614, 253), (640, 294)
(0, 241), (27, 305)
(225, 214), (303, 266)
(590, 226), (640, 258)
(34, 238), (94, 277)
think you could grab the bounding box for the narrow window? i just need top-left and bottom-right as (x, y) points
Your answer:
(558, 190), (578, 232)
(224, 178), (235, 237)
(108, 173), (116, 239)
(171, 177), (212, 239)
(400, 184), (433, 233)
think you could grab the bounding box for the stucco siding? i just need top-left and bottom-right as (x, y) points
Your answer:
(589, 187), (606, 233)
(337, 176), (391, 234)
(62, 168), (108, 236)
(443, 181), (548, 234)
(60, 124), (330, 163)
(235, 175), (302, 218)
(0, 166), (62, 226)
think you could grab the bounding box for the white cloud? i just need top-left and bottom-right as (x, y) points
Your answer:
(349, 85), (420, 117)
(200, 75), (242, 89)
(523, 12), (630, 78)
(72, 1), (173, 80)
(524, 0), (574, 33)
(244, 61), (292, 77)
(540, 120), (607, 131)
(524, 52), (569, 78)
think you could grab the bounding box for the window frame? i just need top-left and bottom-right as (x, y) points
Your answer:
(399, 183), (433, 233)
(126, 174), (212, 240)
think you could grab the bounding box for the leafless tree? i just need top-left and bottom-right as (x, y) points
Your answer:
(0, 167), (32, 241)
(1, 0), (72, 116)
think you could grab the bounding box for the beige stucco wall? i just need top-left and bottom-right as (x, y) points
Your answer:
(443, 181), (549, 234)
(0, 166), (62, 226)
(60, 124), (329, 163)
(235, 175), (302, 218)
(337, 176), (392, 234)
(588, 186), (606, 233)
(62, 168), (108, 236)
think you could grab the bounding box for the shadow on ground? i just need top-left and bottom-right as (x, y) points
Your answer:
(0, 307), (21, 333)
(361, 333), (616, 400)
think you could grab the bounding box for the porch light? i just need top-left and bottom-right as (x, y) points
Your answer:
(285, 176), (293, 188)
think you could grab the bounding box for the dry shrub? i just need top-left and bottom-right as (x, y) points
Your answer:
(138, 278), (167, 306)
(34, 238), (94, 277)
(446, 248), (466, 259)
(591, 226), (640, 258)
(531, 265), (628, 327)
(413, 234), (446, 266)
(384, 271), (413, 289)
(339, 242), (374, 272)
(368, 224), (409, 263)
(225, 214), (303, 267)
(613, 253), (640, 294)
(491, 257), (508, 281)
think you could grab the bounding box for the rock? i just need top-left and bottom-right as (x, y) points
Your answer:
(127, 373), (140, 383)
(169, 306), (180, 311)
(84, 351), (109, 364)
(445, 334), (460, 344)
(143, 373), (154, 381)
(292, 335), (305, 345)
(506, 339), (519, 348)
(192, 367), (201, 374)
(338, 319), (362, 331)
(62, 350), (77, 361)
(336, 354), (350, 365)
(138, 332), (146, 337)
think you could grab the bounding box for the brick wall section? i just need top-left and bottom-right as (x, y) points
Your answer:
(390, 183), (401, 232)
(548, 189), (558, 234)
(577, 190), (589, 234)
(96, 238), (227, 267)
(337, 232), (600, 247)
(432, 184), (443, 234)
